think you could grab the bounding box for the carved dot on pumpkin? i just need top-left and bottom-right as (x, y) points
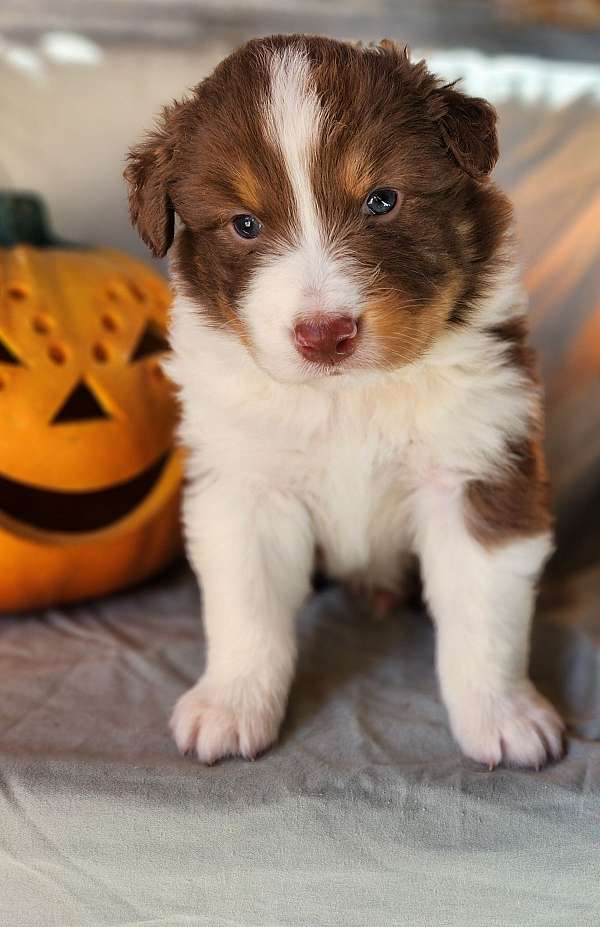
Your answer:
(128, 282), (147, 303)
(7, 284), (28, 301)
(92, 342), (110, 363)
(101, 312), (120, 332)
(106, 286), (121, 303)
(48, 343), (68, 365)
(32, 313), (54, 334)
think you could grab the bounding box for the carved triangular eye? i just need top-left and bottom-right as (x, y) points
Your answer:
(52, 380), (110, 424)
(129, 320), (169, 362)
(0, 335), (23, 365)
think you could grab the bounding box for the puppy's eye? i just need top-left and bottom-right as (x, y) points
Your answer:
(232, 214), (262, 239)
(363, 188), (399, 216)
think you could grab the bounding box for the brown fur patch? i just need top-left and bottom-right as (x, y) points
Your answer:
(466, 439), (552, 548)
(487, 316), (539, 385)
(465, 313), (551, 548)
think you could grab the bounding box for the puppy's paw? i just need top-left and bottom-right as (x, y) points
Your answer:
(448, 681), (565, 769)
(170, 675), (284, 764)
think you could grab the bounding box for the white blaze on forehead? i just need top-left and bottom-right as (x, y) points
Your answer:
(262, 46), (362, 318)
(236, 44), (364, 382)
(265, 46), (323, 250)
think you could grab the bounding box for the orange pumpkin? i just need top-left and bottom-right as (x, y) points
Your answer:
(0, 192), (183, 612)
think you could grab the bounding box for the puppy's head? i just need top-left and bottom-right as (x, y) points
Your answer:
(125, 35), (510, 383)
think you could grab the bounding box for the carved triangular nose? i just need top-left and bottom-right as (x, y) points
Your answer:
(51, 379), (110, 424)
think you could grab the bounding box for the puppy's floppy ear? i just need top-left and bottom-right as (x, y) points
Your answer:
(124, 102), (183, 257)
(435, 85), (499, 179)
(377, 42), (498, 180)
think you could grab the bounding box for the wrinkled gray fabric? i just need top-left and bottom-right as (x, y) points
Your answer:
(1, 564), (600, 926)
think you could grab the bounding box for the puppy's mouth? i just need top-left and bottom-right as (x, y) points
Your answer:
(300, 359), (350, 378)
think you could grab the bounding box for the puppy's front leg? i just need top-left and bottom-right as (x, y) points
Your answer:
(171, 481), (313, 763)
(415, 481), (564, 768)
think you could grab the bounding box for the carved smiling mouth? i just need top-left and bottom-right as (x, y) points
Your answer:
(0, 452), (169, 533)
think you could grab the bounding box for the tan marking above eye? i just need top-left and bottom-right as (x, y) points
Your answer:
(231, 164), (263, 215)
(341, 149), (376, 199)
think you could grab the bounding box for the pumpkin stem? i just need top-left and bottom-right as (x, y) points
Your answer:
(0, 192), (66, 247)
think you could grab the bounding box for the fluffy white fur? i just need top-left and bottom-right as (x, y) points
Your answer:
(168, 48), (563, 767)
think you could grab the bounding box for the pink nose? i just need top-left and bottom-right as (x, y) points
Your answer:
(293, 315), (358, 364)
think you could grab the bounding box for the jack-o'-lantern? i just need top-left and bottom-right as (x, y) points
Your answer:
(0, 192), (183, 612)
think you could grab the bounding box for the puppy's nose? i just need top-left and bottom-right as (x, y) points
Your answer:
(293, 315), (358, 363)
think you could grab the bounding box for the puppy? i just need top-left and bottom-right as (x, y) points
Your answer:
(125, 35), (564, 768)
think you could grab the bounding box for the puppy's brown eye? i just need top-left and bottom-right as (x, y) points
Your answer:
(232, 214), (262, 239)
(363, 189), (398, 216)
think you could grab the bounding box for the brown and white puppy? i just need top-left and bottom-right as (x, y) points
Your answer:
(125, 35), (564, 767)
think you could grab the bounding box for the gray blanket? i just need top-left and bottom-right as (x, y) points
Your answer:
(2, 565), (600, 926)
